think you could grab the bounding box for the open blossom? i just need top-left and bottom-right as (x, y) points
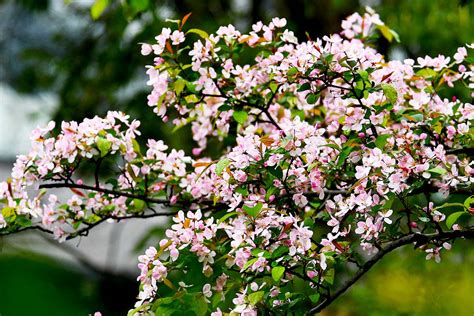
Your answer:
(417, 54), (451, 70)
(272, 17), (287, 28)
(454, 46), (467, 63)
(170, 30), (185, 45)
(378, 210), (393, 224)
(202, 283), (212, 302)
(426, 242), (452, 263)
(293, 193), (308, 207)
(141, 43), (153, 55)
(355, 217), (382, 241)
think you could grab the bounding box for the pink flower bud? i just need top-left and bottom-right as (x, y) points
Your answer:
(192, 147), (203, 156)
(307, 270), (317, 278)
(170, 195), (178, 205)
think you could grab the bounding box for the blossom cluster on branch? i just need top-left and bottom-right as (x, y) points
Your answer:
(1, 8), (474, 315)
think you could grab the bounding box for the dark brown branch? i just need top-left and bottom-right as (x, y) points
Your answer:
(1, 210), (180, 240)
(446, 147), (474, 157)
(67, 211), (179, 240)
(39, 182), (172, 205)
(307, 229), (474, 315)
(260, 107), (285, 134)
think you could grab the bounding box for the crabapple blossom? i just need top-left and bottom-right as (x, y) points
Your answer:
(1, 8), (474, 315)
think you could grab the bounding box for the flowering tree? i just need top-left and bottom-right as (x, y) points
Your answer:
(1, 8), (474, 315)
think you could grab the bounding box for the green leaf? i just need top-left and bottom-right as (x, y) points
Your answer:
(211, 292), (221, 309)
(235, 186), (249, 196)
(435, 202), (465, 210)
(132, 139), (141, 155)
(243, 202), (263, 217)
(248, 291), (264, 306)
(419, 216), (430, 223)
(232, 110), (248, 124)
(287, 67), (298, 76)
(322, 143), (341, 151)
(218, 103), (232, 112)
(173, 78), (186, 96)
(323, 53), (334, 63)
(243, 258), (258, 271)
(15, 215), (31, 227)
(297, 82), (311, 92)
(391, 30), (400, 43)
(91, 0), (109, 20)
(184, 94), (199, 103)
(336, 146), (353, 168)
(410, 113), (424, 122)
(269, 82), (279, 93)
(464, 196), (474, 209)
(151, 297), (174, 315)
(268, 166), (283, 179)
(251, 248), (264, 256)
(152, 293), (207, 316)
(97, 137), (112, 157)
(358, 70), (369, 81)
(271, 245), (289, 259)
(375, 134), (391, 149)
(1, 207), (15, 218)
(428, 167), (447, 175)
(272, 266), (285, 282)
(133, 199), (146, 212)
(306, 93), (318, 104)
(187, 293), (208, 316)
(156, 93), (167, 111)
(378, 24), (393, 42)
(127, 164), (140, 181)
(215, 158), (231, 176)
(309, 293), (320, 304)
(218, 211), (238, 224)
(186, 28), (209, 39)
(446, 211), (465, 229)
(265, 187), (278, 202)
(416, 68), (437, 78)
(381, 83), (397, 104)
(304, 217), (315, 228)
(324, 268), (335, 285)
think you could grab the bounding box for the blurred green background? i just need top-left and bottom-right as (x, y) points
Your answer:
(0, 0), (473, 315)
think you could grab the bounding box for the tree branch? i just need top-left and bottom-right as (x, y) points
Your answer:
(307, 229), (474, 314)
(67, 211), (179, 240)
(39, 182), (173, 205)
(1, 210), (180, 240)
(446, 147), (474, 157)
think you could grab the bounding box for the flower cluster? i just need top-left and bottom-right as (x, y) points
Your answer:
(2, 8), (474, 315)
